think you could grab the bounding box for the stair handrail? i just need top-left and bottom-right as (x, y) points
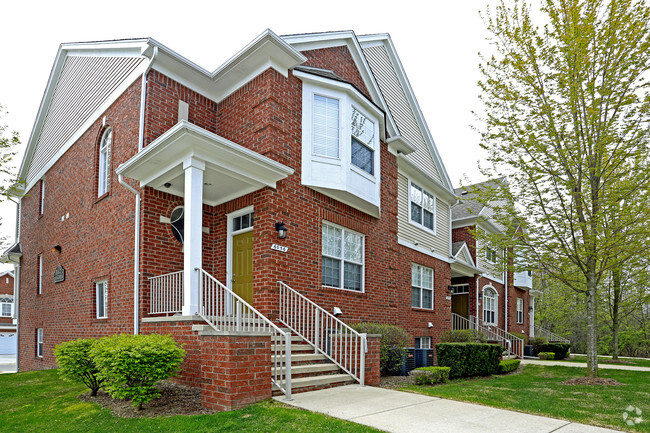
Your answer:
(451, 313), (524, 358)
(196, 268), (291, 399)
(534, 325), (570, 343)
(278, 281), (367, 385)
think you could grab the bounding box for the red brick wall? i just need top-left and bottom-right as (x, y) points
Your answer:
(302, 47), (371, 99)
(452, 225), (476, 263)
(508, 286), (530, 338)
(18, 80), (142, 370)
(0, 273), (14, 326)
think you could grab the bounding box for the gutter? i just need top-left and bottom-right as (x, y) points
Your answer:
(504, 249), (508, 333)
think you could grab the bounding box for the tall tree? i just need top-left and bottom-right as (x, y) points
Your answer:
(0, 105), (20, 201)
(476, 0), (650, 376)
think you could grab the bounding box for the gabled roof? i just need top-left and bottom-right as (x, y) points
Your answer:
(0, 271), (14, 279)
(452, 241), (476, 268)
(452, 178), (505, 220)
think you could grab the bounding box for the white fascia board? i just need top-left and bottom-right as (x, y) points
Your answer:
(480, 274), (505, 286)
(358, 34), (454, 193)
(283, 31), (399, 139)
(398, 238), (453, 264)
(294, 70), (386, 139)
(451, 260), (480, 277)
(22, 61), (150, 193)
(397, 155), (456, 203)
(454, 242), (477, 268)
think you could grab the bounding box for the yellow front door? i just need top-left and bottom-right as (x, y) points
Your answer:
(452, 294), (469, 319)
(232, 230), (254, 305)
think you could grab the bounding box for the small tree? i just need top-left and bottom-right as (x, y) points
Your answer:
(54, 338), (102, 396)
(90, 334), (185, 410)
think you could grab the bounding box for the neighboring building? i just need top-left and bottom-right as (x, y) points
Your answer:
(450, 179), (534, 356)
(0, 271), (16, 355)
(2, 30), (535, 410)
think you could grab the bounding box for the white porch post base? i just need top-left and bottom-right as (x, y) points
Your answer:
(182, 156), (205, 316)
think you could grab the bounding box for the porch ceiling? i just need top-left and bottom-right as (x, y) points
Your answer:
(116, 121), (294, 205)
(450, 260), (479, 278)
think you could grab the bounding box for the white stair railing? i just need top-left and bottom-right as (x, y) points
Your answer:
(149, 270), (183, 314)
(534, 325), (570, 343)
(197, 268), (292, 399)
(451, 313), (524, 358)
(278, 281), (367, 385)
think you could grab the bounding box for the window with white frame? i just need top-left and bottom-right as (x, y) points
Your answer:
(486, 246), (498, 263)
(412, 263), (434, 309)
(409, 182), (436, 232)
(36, 328), (43, 357)
(483, 287), (497, 324)
(414, 337), (431, 349)
(37, 254), (43, 295)
(517, 298), (524, 323)
(39, 179), (45, 215)
(313, 95), (340, 158)
(98, 127), (112, 196)
(96, 280), (108, 319)
(350, 107), (375, 175)
(322, 223), (364, 291)
(0, 298), (12, 317)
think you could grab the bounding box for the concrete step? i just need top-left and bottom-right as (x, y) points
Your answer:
(273, 373), (355, 391)
(274, 353), (329, 363)
(272, 344), (314, 352)
(277, 363), (339, 375)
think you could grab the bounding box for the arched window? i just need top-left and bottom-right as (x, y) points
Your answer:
(98, 127), (112, 196)
(483, 286), (498, 324)
(170, 206), (184, 243)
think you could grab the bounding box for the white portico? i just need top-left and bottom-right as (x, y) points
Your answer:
(116, 120), (294, 316)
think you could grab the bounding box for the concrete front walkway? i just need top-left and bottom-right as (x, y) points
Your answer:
(275, 385), (621, 433)
(0, 354), (16, 374)
(522, 359), (650, 372)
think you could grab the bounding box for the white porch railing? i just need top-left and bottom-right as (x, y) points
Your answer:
(451, 313), (524, 358)
(278, 281), (366, 385)
(196, 268), (292, 399)
(149, 271), (183, 314)
(534, 325), (570, 343)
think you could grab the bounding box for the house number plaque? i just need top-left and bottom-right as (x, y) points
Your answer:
(54, 265), (66, 283)
(271, 244), (288, 253)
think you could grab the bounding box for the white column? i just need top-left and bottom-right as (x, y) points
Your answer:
(182, 156), (205, 316)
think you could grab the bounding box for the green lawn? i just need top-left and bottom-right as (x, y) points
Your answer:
(563, 355), (650, 368)
(401, 365), (650, 432)
(0, 369), (379, 433)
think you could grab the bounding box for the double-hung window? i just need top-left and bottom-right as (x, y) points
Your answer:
(414, 337), (431, 349)
(410, 182), (436, 232)
(322, 223), (364, 292)
(483, 287), (497, 324)
(36, 328), (43, 357)
(517, 298), (524, 323)
(486, 246), (497, 263)
(0, 300), (12, 317)
(96, 280), (108, 319)
(313, 95), (340, 158)
(98, 127), (112, 196)
(37, 254), (43, 295)
(411, 264), (434, 309)
(350, 107), (375, 175)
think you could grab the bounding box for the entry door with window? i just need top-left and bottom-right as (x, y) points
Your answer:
(451, 284), (470, 319)
(231, 212), (254, 305)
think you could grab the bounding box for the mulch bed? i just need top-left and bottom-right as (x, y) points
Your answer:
(560, 377), (624, 386)
(79, 380), (214, 418)
(379, 375), (414, 389)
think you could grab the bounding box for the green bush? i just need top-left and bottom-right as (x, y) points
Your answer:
(529, 337), (548, 356)
(440, 329), (487, 343)
(497, 359), (521, 374)
(90, 334), (186, 410)
(410, 366), (450, 385)
(54, 338), (102, 396)
(538, 343), (570, 359)
(351, 323), (411, 376)
(435, 343), (503, 378)
(538, 352), (555, 360)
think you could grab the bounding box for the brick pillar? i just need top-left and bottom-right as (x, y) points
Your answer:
(200, 333), (271, 412)
(364, 334), (381, 386)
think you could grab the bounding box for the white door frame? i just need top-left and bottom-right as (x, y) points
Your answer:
(225, 205), (255, 292)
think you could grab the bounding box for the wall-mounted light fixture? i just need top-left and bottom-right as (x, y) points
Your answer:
(427, 322), (434, 328)
(52, 245), (62, 254)
(447, 285), (454, 292)
(333, 307), (343, 317)
(275, 221), (288, 239)
(164, 182), (172, 188)
(478, 294), (483, 300)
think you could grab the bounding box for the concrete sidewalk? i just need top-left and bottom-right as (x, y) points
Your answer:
(522, 359), (650, 372)
(275, 385), (621, 433)
(0, 354), (17, 374)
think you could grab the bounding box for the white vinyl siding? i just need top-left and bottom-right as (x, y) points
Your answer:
(322, 223), (364, 292)
(26, 55), (144, 185)
(362, 45), (442, 183)
(397, 173), (450, 253)
(411, 263), (434, 309)
(96, 280), (108, 319)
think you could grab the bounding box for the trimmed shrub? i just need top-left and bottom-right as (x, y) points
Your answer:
(54, 338), (102, 396)
(436, 343), (503, 378)
(351, 323), (411, 376)
(538, 352), (555, 360)
(410, 366), (450, 385)
(440, 329), (487, 343)
(538, 343), (570, 359)
(90, 334), (186, 410)
(497, 359), (521, 374)
(529, 337), (548, 356)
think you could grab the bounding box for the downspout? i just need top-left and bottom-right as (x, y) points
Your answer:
(119, 174), (141, 335)
(9, 196), (20, 371)
(475, 274), (481, 329)
(504, 248), (508, 333)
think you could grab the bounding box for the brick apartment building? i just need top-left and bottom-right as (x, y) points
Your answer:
(0, 271), (16, 355)
(2, 30), (534, 410)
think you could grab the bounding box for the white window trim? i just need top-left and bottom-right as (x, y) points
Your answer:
(482, 285), (498, 325)
(37, 254), (43, 295)
(39, 179), (45, 215)
(485, 246), (498, 264)
(411, 263), (434, 310)
(414, 336), (431, 349)
(321, 221), (365, 293)
(517, 298), (524, 324)
(96, 280), (108, 319)
(0, 302), (12, 317)
(36, 328), (43, 358)
(98, 127), (112, 197)
(408, 179), (437, 235)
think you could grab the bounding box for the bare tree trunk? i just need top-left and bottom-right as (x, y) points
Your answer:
(585, 271), (599, 377)
(611, 268), (621, 360)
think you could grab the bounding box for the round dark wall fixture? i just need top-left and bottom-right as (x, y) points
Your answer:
(170, 206), (184, 244)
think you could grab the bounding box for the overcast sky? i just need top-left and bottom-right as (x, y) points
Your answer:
(0, 0), (496, 271)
